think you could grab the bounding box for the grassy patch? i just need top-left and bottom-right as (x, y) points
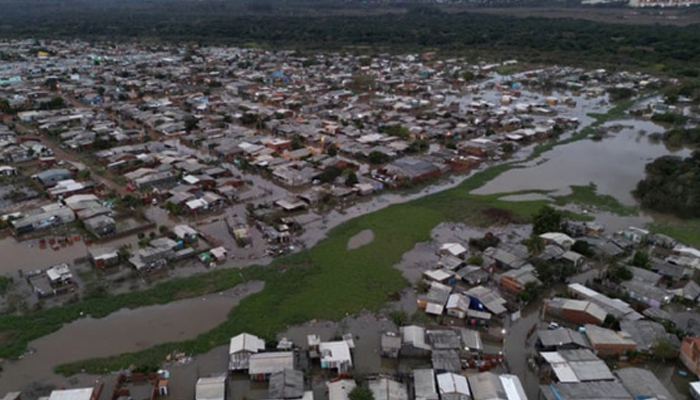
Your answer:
(553, 183), (638, 216)
(0, 100), (637, 374)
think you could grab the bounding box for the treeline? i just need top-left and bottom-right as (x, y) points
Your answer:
(635, 152), (700, 218)
(0, 1), (700, 75)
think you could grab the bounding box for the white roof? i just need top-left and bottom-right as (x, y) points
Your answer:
(675, 245), (700, 260)
(186, 198), (208, 209)
(196, 376), (227, 400)
(440, 243), (467, 256)
(327, 380), (357, 400)
(48, 388), (94, 400)
(540, 232), (574, 246)
(426, 302), (445, 315)
(230, 333), (265, 354)
(436, 373), (470, 396)
(248, 351), (294, 375)
(499, 375), (528, 400)
(211, 246), (227, 259)
(424, 269), (453, 282)
(690, 381), (700, 396)
(320, 341), (352, 364)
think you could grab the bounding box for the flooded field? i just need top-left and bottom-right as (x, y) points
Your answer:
(0, 281), (264, 393)
(474, 119), (692, 205)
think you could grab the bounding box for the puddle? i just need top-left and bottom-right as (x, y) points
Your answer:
(347, 229), (375, 250)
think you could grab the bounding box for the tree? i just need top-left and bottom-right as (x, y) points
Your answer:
(517, 281), (541, 304)
(571, 240), (595, 257)
(368, 151), (390, 165)
(291, 135), (306, 150)
(532, 206), (563, 235)
(389, 310), (409, 327)
(523, 235), (545, 256)
(609, 263), (633, 283)
(346, 171), (359, 186)
(184, 115), (199, 132)
(467, 254), (484, 266)
(630, 251), (651, 269)
(652, 336), (678, 361)
(317, 166), (343, 184)
(326, 144), (338, 157)
(349, 386), (374, 400)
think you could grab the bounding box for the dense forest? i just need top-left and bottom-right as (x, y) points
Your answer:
(635, 152), (700, 218)
(0, 0), (700, 75)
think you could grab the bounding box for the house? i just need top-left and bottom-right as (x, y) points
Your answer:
(400, 325), (431, 357)
(46, 263), (73, 287)
(468, 372), (527, 400)
(229, 333), (265, 371)
(561, 251), (585, 269)
(195, 376), (227, 400)
(369, 378), (409, 400)
(319, 341), (353, 373)
(33, 168), (72, 187)
(424, 269), (454, 284)
(543, 298), (607, 326)
(248, 352), (295, 381)
(540, 232), (575, 250)
(499, 265), (540, 293)
(459, 329), (484, 356)
(436, 372), (471, 400)
(620, 279), (672, 308)
(418, 281), (452, 315)
(439, 243), (468, 259)
(455, 266), (489, 286)
(11, 205), (76, 235)
(381, 157), (442, 183)
(0, 165), (17, 176)
(87, 247), (120, 268)
(616, 368), (674, 400)
(464, 286), (508, 316)
(540, 382), (633, 400)
(681, 337), (700, 377)
(431, 349), (461, 373)
(381, 332), (401, 358)
(483, 247), (527, 270)
(568, 283), (643, 321)
(327, 380), (356, 400)
(536, 328), (591, 351)
(583, 324), (636, 356)
(268, 368), (304, 400)
(620, 320), (679, 354)
(540, 349), (615, 382)
(413, 369), (438, 400)
(83, 215), (116, 237)
(446, 293), (470, 319)
(128, 238), (179, 272)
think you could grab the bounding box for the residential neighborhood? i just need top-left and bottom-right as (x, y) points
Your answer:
(1, 38), (700, 400)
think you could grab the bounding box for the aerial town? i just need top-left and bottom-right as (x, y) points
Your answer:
(1, 38), (700, 400)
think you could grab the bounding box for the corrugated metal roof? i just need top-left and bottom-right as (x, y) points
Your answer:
(437, 372), (470, 396)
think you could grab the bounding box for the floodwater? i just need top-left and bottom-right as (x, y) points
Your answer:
(347, 229), (375, 250)
(474, 119), (692, 205)
(0, 281), (264, 393)
(0, 232), (89, 275)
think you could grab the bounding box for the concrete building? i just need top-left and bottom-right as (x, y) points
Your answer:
(583, 325), (637, 356)
(543, 297), (607, 326)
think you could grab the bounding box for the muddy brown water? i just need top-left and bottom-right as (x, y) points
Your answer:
(0, 281), (264, 393)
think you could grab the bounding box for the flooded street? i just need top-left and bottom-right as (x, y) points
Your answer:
(0, 281), (264, 393)
(474, 119), (692, 205)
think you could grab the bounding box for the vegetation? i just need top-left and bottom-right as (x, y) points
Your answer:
(635, 152), (700, 218)
(608, 263), (633, 283)
(2, 2), (700, 76)
(553, 183), (637, 216)
(531, 206), (563, 235)
(630, 251), (651, 269)
(650, 220), (700, 249)
(661, 127), (700, 148)
(349, 386), (375, 400)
